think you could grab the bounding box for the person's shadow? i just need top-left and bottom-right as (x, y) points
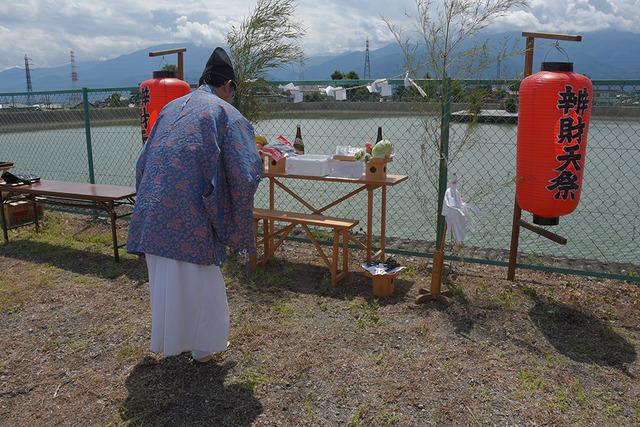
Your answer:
(119, 356), (262, 426)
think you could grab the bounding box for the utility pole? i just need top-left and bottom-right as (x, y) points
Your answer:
(364, 39), (371, 80)
(24, 54), (33, 104)
(71, 50), (80, 105)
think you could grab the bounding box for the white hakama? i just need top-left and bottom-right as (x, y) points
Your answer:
(145, 254), (229, 360)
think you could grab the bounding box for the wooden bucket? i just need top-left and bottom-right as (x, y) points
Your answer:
(268, 157), (286, 174)
(365, 157), (391, 180)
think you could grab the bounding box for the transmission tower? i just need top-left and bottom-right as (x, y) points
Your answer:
(24, 54), (33, 103)
(363, 39), (371, 80)
(70, 51), (80, 104)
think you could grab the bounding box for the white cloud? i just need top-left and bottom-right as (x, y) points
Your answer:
(0, 0), (638, 70)
(173, 16), (232, 45)
(492, 0), (640, 32)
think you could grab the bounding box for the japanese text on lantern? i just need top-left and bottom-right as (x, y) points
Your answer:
(140, 86), (151, 137)
(547, 85), (590, 200)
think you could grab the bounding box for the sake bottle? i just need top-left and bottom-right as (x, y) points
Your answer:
(376, 126), (383, 142)
(293, 124), (305, 154)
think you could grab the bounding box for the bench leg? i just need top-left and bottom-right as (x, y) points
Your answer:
(331, 230), (339, 286)
(342, 230), (349, 275)
(251, 217), (259, 272)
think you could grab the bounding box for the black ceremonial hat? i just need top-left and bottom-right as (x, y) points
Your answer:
(199, 47), (236, 88)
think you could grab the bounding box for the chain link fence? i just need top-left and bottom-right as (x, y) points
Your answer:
(0, 80), (638, 281)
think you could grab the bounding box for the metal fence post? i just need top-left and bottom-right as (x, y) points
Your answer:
(416, 77), (453, 303)
(81, 87), (96, 184)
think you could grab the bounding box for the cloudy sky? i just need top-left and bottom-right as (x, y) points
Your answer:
(1, 0), (639, 70)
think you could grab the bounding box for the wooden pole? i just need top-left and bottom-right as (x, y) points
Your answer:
(149, 48), (187, 81)
(416, 223), (448, 304)
(177, 51), (184, 81)
(415, 78), (452, 304)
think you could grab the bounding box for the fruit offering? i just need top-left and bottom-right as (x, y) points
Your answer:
(256, 135), (268, 147)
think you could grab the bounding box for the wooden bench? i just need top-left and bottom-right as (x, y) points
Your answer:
(251, 208), (358, 286)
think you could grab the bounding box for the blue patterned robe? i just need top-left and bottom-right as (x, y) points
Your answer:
(127, 85), (262, 265)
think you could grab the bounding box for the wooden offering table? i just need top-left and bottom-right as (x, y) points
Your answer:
(0, 180), (136, 262)
(255, 171), (408, 282)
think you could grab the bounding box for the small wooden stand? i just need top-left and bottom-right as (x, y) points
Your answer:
(365, 157), (391, 181)
(363, 270), (399, 298)
(268, 157), (286, 174)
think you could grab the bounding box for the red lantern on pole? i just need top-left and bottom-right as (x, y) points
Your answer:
(139, 70), (191, 142)
(516, 62), (592, 225)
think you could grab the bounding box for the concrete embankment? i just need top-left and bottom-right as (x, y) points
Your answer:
(1, 103), (638, 132)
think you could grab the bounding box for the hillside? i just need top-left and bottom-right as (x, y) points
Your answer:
(1, 30), (639, 93)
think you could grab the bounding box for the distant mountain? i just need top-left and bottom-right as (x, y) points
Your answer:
(1, 30), (639, 93)
(0, 43), (218, 93)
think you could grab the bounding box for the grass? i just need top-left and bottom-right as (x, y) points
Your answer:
(445, 279), (465, 300)
(414, 322), (430, 336)
(371, 352), (385, 365)
(304, 394), (317, 423)
(116, 344), (143, 362)
(310, 228), (334, 242)
(234, 322), (266, 339)
(521, 285), (538, 299)
(232, 370), (272, 394)
(346, 407), (366, 427)
(1, 212), (640, 426)
(402, 265), (418, 278)
(347, 298), (380, 328)
(251, 264), (295, 288)
(0, 265), (61, 312)
(570, 380), (588, 406)
(518, 368), (545, 394)
(67, 339), (90, 353)
(490, 288), (515, 309)
(552, 387), (570, 411)
(273, 300), (294, 317)
(378, 411), (401, 425)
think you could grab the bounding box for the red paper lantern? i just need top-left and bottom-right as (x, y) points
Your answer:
(516, 62), (592, 225)
(139, 70), (191, 142)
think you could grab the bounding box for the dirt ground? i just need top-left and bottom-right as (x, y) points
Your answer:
(0, 213), (639, 426)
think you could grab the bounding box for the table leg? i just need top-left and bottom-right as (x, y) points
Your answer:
(32, 196), (40, 233)
(109, 201), (119, 262)
(380, 185), (387, 261)
(342, 230), (349, 274)
(366, 186), (373, 263)
(269, 177), (275, 256)
(0, 191), (7, 243)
